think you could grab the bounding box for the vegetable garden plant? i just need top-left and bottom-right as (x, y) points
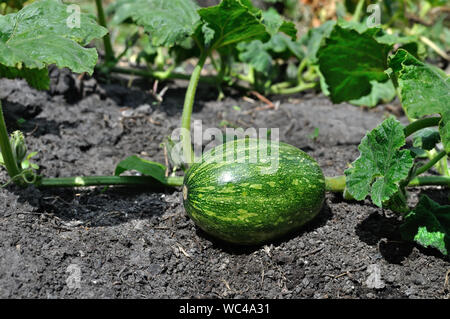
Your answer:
(0, 0), (449, 254)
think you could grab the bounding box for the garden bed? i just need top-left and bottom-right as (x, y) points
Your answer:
(0, 70), (448, 298)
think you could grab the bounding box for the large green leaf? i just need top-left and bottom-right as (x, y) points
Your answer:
(349, 79), (396, 107)
(389, 49), (450, 153)
(111, 0), (295, 54)
(198, 0), (291, 50)
(345, 116), (414, 207)
(110, 0), (200, 47)
(317, 25), (392, 103)
(400, 195), (450, 255)
(0, 0), (107, 89)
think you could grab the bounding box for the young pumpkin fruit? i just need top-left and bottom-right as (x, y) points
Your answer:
(183, 138), (325, 245)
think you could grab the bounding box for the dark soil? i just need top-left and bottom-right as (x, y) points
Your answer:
(0, 69), (449, 299)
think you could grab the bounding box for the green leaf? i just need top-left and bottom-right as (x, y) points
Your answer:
(301, 20), (336, 63)
(201, 23), (215, 48)
(267, 33), (304, 60)
(0, 64), (49, 90)
(0, 0), (107, 89)
(198, 0), (267, 50)
(317, 25), (392, 103)
(349, 79), (396, 107)
(389, 49), (450, 153)
(198, 0), (292, 50)
(237, 40), (272, 75)
(110, 0), (200, 47)
(375, 33), (422, 58)
(21, 151), (39, 170)
(115, 155), (168, 184)
(337, 18), (369, 34)
(261, 7), (296, 39)
(237, 31), (303, 75)
(345, 116), (414, 207)
(413, 128), (441, 152)
(400, 195), (450, 255)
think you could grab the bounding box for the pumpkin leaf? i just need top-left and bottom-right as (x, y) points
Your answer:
(400, 195), (450, 255)
(261, 7), (296, 39)
(0, 0), (107, 90)
(110, 0), (200, 47)
(389, 49), (450, 153)
(317, 25), (392, 103)
(237, 40), (272, 75)
(345, 116), (414, 207)
(301, 20), (336, 63)
(198, 0), (293, 51)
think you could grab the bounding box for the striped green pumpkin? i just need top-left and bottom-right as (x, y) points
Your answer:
(183, 138), (325, 245)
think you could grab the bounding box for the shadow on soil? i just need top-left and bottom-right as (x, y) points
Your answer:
(10, 184), (179, 227)
(356, 188), (450, 264)
(196, 201), (333, 255)
(95, 73), (226, 117)
(2, 100), (62, 138)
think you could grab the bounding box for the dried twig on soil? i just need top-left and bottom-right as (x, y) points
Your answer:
(148, 117), (162, 126)
(248, 91), (276, 112)
(163, 143), (169, 177)
(222, 279), (232, 291)
(324, 265), (367, 280)
(26, 124), (39, 136)
(444, 269), (450, 291)
(176, 242), (192, 258)
(301, 246), (324, 257)
(242, 96), (255, 104)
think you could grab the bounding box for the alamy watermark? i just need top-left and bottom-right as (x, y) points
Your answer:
(66, 4), (80, 29)
(169, 121), (280, 174)
(66, 264), (81, 289)
(366, 4), (381, 28)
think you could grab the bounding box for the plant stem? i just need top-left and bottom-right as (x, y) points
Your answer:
(35, 174), (449, 190)
(296, 59), (308, 83)
(302, 65), (318, 83)
(437, 154), (449, 177)
(270, 81), (294, 90)
(414, 150), (448, 177)
(325, 175), (346, 192)
(155, 47), (166, 70)
(108, 66), (218, 84)
(408, 176), (450, 187)
(403, 116), (441, 137)
(0, 101), (21, 179)
(233, 66), (255, 85)
(181, 51), (209, 165)
(352, 0), (365, 22)
(325, 174), (449, 193)
(420, 35), (450, 61)
(38, 175), (184, 188)
(269, 82), (316, 95)
(95, 0), (115, 64)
